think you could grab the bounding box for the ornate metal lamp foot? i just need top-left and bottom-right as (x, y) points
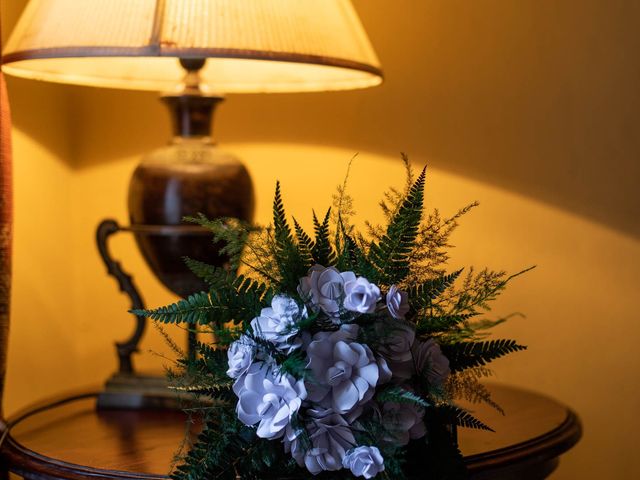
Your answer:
(95, 219), (206, 410)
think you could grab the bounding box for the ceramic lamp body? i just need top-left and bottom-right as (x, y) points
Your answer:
(128, 98), (254, 298)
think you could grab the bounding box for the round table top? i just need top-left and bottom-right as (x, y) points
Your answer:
(3, 383), (581, 479)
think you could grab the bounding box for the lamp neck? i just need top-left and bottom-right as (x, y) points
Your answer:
(161, 94), (223, 139)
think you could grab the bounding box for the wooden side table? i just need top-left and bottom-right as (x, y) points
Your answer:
(1, 384), (581, 479)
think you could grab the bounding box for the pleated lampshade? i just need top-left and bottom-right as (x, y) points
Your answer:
(1, 0), (382, 93)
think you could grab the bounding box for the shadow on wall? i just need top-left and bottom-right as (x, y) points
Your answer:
(5, 0), (640, 240)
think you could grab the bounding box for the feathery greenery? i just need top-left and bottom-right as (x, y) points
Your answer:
(368, 167), (426, 286)
(133, 270), (273, 330)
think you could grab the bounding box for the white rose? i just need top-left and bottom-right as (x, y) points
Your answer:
(250, 295), (306, 353)
(386, 338), (450, 384)
(413, 338), (451, 386)
(380, 321), (416, 364)
(344, 277), (381, 314)
(285, 409), (356, 475)
(306, 324), (382, 414)
(232, 362), (306, 440)
(299, 265), (356, 317)
(343, 446), (385, 479)
(226, 335), (256, 379)
(386, 285), (410, 319)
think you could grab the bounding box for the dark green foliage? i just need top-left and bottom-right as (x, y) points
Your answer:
(133, 292), (216, 325)
(403, 202), (479, 282)
(272, 182), (310, 291)
(334, 219), (355, 272)
(171, 414), (293, 480)
(132, 272), (273, 329)
(277, 351), (310, 380)
(445, 266), (535, 317)
(185, 214), (255, 272)
(368, 167), (426, 285)
(171, 414), (244, 480)
(410, 269), (463, 311)
(235, 437), (291, 478)
(232, 276), (275, 326)
(210, 324), (242, 347)
(352, 418), (407, 479)
(436, 405), (494, 432)
(183, 257), (231, 288)
(172, 367), (233, 401)
(335, 222), (377, 279)
(442, 339), (527, 372)
(177, 341), (235, 399)
(293, 217), (315, 267)
(273, 181), (293, 244)
(356, 315), (407, 352)
(376, 385), (430, 408)
(312, 208), (336, 266)
(375, 153), (416, 225)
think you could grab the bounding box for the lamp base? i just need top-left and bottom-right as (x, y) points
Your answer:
(97, 373), (189, 410)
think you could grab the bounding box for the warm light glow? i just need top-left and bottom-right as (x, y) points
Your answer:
(1, 0), (383, 93)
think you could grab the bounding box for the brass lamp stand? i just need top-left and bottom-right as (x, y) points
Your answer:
(96, 60), (254, 409)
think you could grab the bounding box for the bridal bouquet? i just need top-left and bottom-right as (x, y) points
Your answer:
(138, 158), (529, 480)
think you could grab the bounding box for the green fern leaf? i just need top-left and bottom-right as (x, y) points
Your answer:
(133, 274), (272, 328)
(335, 221), (377, 279)
(368, 166), (427, 284)
(436, 405), (495, 432)
(184, 215), (255, 272)
(376, 385), (430, 408)
(312, 208), (336, 266)
(183, 257), (230, 288)
(132, 292), (216, 325)
(271, 183), (310, 291)
(293, 217), (315, 267)
(442, 339), (527, 372)
(273, 181), (293, 245)
(410, 269), (463, 310)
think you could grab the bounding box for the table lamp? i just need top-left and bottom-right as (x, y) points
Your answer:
(1, 0), (382, 407)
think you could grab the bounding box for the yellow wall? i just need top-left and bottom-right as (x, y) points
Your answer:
(2, 1), (640, 479)
(1, 0), (78, 407)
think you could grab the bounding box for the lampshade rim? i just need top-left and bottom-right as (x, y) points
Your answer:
(1, 46), (384, 79)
